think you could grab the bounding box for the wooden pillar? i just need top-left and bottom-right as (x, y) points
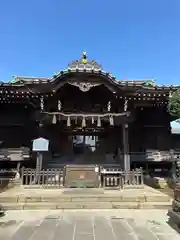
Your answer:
(122, 123), (130, 172)
(170, 150), (176, 179)
(16, 162), (21, 173)
(36, 152), (43, 171)
(35, 152), (43, 183)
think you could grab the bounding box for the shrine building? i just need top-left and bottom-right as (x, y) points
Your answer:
(0, 52), (179, 173)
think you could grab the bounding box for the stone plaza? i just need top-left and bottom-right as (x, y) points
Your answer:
(0, 209), (179, 240)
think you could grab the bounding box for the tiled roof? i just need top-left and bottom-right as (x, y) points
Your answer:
(8, 75), (178, 91)
(11, 76), (50, 84)
(0, 53), (179, 90)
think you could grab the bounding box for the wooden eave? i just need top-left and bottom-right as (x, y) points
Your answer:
(0, 71), (179, 97)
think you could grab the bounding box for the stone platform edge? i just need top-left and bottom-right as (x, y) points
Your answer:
(0, 194), (172, 204)
(0, 201), (172, 211)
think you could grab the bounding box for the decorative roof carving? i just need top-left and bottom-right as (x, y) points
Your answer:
(68, 81), (100, 92)
(68, 52), (102, 71)
(142, 80), (156, 88)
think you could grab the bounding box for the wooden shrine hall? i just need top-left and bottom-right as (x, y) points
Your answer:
(0, 52), (179, 175)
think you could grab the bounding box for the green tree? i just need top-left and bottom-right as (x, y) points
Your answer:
(168, 89), (180, 123)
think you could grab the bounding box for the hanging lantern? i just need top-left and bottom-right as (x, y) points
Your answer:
(52, 114), (57, 124)
(97, 116), (101, 127)
(107, 101), (111, 112)
(109, 116), (114, 126)
(40, 96), (44, 111)
(82, 117), (86, 128)
(92, 116), (94, 124)
(57, 100), (62, 111)
(124, 99), (128, 111)
(67, 116), (71, 127)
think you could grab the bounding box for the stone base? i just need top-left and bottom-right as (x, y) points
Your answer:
(0, 204), (5, 217)
(8, 179), (21, 187)
(0, 186), (172, 210)
(0, 179), (22, 192)
(168, 210), (180, 228)
(144, 176), (168, 189)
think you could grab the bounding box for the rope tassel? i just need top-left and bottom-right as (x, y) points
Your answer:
(67, 116), (71, 127)
(52, 114), (57, 124)
(82, 117), (86, 128)
(97, 116), (101, 127)
(109, 116), (114, 126)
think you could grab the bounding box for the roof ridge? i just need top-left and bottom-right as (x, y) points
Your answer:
(13, 76), (50, 79)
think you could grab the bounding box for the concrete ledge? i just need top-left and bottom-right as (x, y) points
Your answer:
(123, 185), (144, 189)
(1, 201), (172, 210)
(80, 202), (112, 209)
(112, 202), (171, 209)
(18, 196), (72, 203)
(23, 203), (58, 210)
(18, 196), (42, 203)
(0, 197), (19, 203)
(1, 203), (24, 210)
(112, 202), (140, 209)
(145, 195), (171, 202)
(70, 197), (99, 202)
(139, 202), (172, 209)
(0, 195), (172, 204)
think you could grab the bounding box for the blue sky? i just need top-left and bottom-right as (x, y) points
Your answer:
(0, 0), (179, 85)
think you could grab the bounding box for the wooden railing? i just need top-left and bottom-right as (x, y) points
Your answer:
(0, 165), (144, 189)
(19, 166), (144, 189)
(100, 168), (144, 188)
(21, 168), (64, 187)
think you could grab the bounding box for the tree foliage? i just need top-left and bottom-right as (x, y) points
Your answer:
(168, 89), (180, 122)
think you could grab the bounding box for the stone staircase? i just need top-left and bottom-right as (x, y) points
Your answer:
(0, 187), (172, 210)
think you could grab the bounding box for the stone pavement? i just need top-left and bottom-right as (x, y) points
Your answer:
(0, 210), (179, 239)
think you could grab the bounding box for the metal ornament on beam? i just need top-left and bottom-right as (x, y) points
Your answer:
(68, 82), (100, 92)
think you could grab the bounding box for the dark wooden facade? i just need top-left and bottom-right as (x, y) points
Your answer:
(0, 53), (179, 172)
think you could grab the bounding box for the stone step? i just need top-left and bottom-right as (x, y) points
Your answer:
(0, 201), (172, 210)
(0, 195), (172, 203)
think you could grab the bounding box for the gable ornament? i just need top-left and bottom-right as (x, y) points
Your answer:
(142, 80), (156, 88)
(68, 82), (100, 92)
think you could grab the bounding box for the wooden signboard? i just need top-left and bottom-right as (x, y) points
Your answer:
(32, 137), (49, 152)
